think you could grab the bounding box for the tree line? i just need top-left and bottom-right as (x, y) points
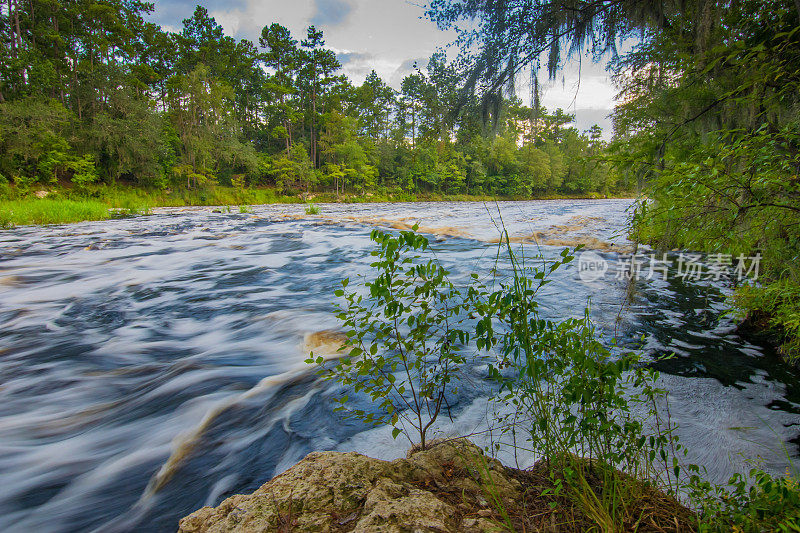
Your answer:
(0, 1), (627, 198)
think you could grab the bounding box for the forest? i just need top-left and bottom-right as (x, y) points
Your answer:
(0, 2), (621, 201)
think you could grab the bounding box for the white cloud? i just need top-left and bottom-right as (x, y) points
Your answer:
(310, 0), (356, 28)
(330, 48), (406, 85)
(209, 9), (243, 37)
(236, 0), (315, 41)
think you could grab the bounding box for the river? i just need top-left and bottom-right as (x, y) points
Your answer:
(1, 200), (798, 532)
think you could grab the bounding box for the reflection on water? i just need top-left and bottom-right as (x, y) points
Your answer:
(0, 200), (797, 532)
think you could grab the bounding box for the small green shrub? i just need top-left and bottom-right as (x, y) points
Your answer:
(308, 227), (473, 450)
(305, 203), (320, 215)
(462, 235), (688, 529)
(0, 175), (13, 200)
(66, 155), (99, 190)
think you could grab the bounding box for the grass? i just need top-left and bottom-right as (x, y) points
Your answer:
(509, 456), (696, 532)
(410, 440), (696, 533)
(0, 198), (114, 227)
(88, 184), (300, 208)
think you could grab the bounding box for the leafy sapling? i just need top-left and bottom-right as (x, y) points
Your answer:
(307, 226), (472, 450)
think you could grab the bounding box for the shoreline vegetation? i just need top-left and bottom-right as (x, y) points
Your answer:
(0, 186), (636, 228)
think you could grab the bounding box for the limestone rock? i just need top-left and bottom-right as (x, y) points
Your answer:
(178, 439), (516, 533)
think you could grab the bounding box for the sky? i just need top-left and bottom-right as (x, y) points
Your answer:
(147, 0), (618, 137)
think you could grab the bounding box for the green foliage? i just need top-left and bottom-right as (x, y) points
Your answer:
(171, 164), (217, 190)
(84, 89), (167, 183)
(66, 155), (99, 190)
(0, 97), (73, 187)
(620, 24), (800, 361)
(689, 468), (800, 532)
(304, 203), (320, 215)
(630, 124), (800, 264)
(462, 239), (693, 527)
(308, 228), (473, 449)
(269, 144), (316, 194)
(0, 2), (621, 200)
(733, 281), (800, 361)
(231, 174), (246, 190)
(0, 175), (12, 200)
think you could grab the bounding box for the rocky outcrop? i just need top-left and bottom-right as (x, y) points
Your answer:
(178, 438), (696, 533)
(178, 439), (515, 533)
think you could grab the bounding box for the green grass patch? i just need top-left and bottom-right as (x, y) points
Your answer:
(0, 198), (113, 227)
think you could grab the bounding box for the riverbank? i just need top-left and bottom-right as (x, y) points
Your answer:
(0, 185), (635, 228)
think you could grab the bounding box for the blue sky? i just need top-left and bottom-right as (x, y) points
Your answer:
(147, 0), (617, 136)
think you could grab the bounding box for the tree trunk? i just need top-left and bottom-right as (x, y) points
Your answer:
(8, 0), (16, 60)
(311, 89), (317, 168)
(13, 0), (24, 84)
(28, 0), (35, 50)
(279, 91), (290, 152)
(412, 105), (416, 150)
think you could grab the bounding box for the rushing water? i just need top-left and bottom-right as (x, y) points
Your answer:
(1, 200), (798, 532)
